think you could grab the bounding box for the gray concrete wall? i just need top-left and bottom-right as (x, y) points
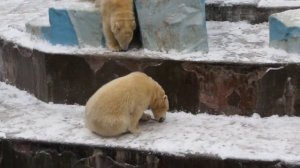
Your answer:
(1, 39), (300, 116)
(0, 139), (296, 168)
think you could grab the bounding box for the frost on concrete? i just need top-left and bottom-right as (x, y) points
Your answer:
(0, 82), (300, 165)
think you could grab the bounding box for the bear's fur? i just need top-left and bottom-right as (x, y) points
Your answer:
(85, 72), (169, 137)
(95, 0), (136, 51)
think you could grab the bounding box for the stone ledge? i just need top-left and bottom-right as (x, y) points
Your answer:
(0, 82), (300, 167)
(1, 39), (300, 116)
(206, 4), (300, 23)
(12, 21), (300, 65)
(1, 139), (298, 168)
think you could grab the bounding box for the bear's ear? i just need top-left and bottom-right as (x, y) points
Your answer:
(163, 95), (167, 101)
(132, 21), (136, 30)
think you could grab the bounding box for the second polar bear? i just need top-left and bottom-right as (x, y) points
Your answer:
(85, 72), (169, 137)
(95, 0), (136, 51)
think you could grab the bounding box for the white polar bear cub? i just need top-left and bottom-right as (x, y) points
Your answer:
(85, 72), (169, 137)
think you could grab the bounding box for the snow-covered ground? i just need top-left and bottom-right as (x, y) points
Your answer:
(1, 0), (300, 64)
(1, 0), (300, 165)
(207, 0), (259, 5)
(0, 82), (300, 165)
(258, 0), (300, 8)
(207, 0), (300, 7)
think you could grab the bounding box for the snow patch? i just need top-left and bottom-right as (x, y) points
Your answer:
(206, 0), (300, 7)
(258, 0), (300, 7)
(0, 82), (300, 164)
(206, 0), (259, 5)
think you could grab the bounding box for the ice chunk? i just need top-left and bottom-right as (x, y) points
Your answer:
(26, 8), (104, 47)
(135, 0), (208, 53)
(269, 9), (300, 54)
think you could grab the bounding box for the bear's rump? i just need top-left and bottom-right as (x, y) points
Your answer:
(87, 113), (130, 137)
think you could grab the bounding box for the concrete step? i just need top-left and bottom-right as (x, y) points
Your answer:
(206, 0), (300, 24)
(2, 0), (300, 116)
(1, 139), (298, 168)
(2, 21), (300, 116)
(0, 82), (299, 168)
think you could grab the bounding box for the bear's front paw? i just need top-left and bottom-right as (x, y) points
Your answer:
(140, 113), (151, 121)
(129, 127), (141, 135)
(108, 43), (121, 52)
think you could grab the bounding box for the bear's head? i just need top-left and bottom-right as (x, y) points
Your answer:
(111, 12), (136, 50)
(151, 86), (169, 123)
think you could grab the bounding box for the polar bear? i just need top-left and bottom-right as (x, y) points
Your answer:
(85, 72), (169, 137)
(95, 0), (136, 51)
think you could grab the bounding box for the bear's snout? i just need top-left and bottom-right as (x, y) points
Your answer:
(120, 43), (129, 51)
(158, 117), (165, 123)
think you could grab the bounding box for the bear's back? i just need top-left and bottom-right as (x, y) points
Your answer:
(100, 0), (133, 12)
(88, 72), (154, 105)
(104, 71), (151, 89)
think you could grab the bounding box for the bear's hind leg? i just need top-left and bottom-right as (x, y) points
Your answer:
(89, 117), (129, 137)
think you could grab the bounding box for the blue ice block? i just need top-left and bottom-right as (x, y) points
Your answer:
(26, 8), (104, 47)
(269, 9), (300, 54)
(135, 0), (208, 53)
(68, 9), (104, 47)
(42, 8), (79, 46)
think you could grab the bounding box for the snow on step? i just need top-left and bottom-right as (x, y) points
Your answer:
(258, 0), (300, 8)
(206, 0), (259, 5)
(206, 0), (300, 7)
(0, 82), (300, 165)
(269, 9), (300, 54)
